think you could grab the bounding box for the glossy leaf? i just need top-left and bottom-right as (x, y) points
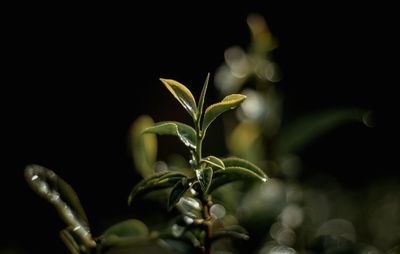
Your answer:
(160, 78), (198, 120)
(222, 157), (266, 179)
(128, 171), (186, 205)
(202, 94), (246, 133)
(209, 166), (267, 193)
(211, 225), (249, 242)
(24, 164), (96, 248)
(201, 156), (225, 170)
(276, 108), (371, 155)
(168, 179), (190, 211)
(196, 167), (213, 195)
(101, 219), (149, 247)
(130, 115), (157, 178)
(143, 121), (196, 150)
(197, 73), (210, 119)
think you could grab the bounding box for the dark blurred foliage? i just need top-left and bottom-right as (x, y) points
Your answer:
(1, 1), (391, 253)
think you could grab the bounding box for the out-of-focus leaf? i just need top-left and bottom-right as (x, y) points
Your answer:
(202, 94), (246, 133)
(200, 156), (225, 170)
(101, 219), (149, 247)
(160, 78), (198, 120)
(209, 166), (267, 193)
(247, 13), (278, 55)
(128, 171), (186, 205)
(195, 167), (213, 195)
(197, 73), (210, 119)
(227, 121), (264, 162)
(222, 157), (267, 179)
(24, 165), (96, 248)
(130, 115), (157, 178)
(168, 179), (190, 211)
(211, 225), (249, 242)
(159, 238), (195, 254)
(143, 121), (196, 150)
(276, 108), (371, 155)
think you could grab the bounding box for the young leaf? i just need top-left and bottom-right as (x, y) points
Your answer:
(201, 156), (225, 170)
(209, 166), (267, 193)
(130, 115), (157, 178)
(222, 157), (266, 179)
(101, 219), (149, 247)
(211, 225), (249, 242)
(24, 164), (96, 248)
(197, 73), (210, 119)
(168, 179), (191, 211)
(143, 121), (196, 150)
(202, 94), (246, 133)
(128, 171), (187, 205)
(160, 78), (198, 120)
(195, 167), (213, 195)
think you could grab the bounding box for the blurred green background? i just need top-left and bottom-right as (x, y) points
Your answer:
(1, 1), (391, 253)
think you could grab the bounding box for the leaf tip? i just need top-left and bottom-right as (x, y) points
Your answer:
(159, 78), (168, 86)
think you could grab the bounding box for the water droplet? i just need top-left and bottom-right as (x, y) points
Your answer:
(184, 216), (194, 224)
(195, 169), (203, 182)
(189, 188), (197, 195)
(73, 225), (81, 232)
(261, 177), (267, 182)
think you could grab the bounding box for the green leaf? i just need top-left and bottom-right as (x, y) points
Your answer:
(222, 157), (266, 179)
(197, 73), (210, 120)
(143, 121), (196, 150)
(209, 166), (267, 193)
(211, 225), (249, 242)
(168, 179), (190, 211)
(24, 164), (96, 248)
(129, 115), (157, 178)
(276, 108), (371, 155)
(202, 94), (246, 133)
(160, 78), (198, 120)
(196, 167), (213, 195)
(201, 156), (225, 170)
(128, 171), (186, 205)
(101, 219), (149, 247)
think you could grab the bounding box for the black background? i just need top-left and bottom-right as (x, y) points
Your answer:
(2, 2), (390, 253)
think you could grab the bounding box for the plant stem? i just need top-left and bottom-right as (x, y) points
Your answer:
(194, 118), (203, 166)
(203, 197), (212, 254)
(194, 117), (212, 254)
